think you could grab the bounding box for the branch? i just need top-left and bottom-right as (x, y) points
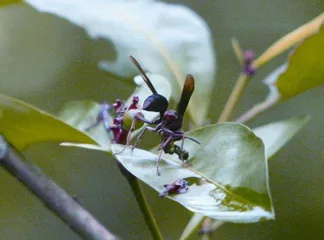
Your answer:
(0, 135), (119, 240)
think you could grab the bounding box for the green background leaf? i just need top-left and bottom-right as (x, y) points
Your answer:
(0, 0), (20, 7)
(0, 93), (95, 150)
(25, 0), (217, 127)
(56, 100), (111, 150)
(1, 2), (322, 239)
(112, 123), (274, 222)
(254, 115), (310, 159)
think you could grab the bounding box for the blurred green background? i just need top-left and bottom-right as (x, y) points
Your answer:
(0, 1), (323, 239)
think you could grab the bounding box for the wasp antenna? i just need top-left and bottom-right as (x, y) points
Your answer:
(129, 56), (158, 95)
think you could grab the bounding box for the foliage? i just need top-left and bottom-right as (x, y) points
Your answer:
(0, 1), (323, 239)
(0, 93), (95, 150)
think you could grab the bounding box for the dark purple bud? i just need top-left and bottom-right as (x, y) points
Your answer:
(143, 94), (168, 113)
(244, 50), (255, 63)
(111, 126), (128, 144)
(159, 179), (189, 198)
(133, 96), (139, 104)
(243, 50), (256, 77)
(128, 96), (140, 110)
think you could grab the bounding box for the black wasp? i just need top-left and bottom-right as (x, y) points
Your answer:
(125, 56), (200, 175)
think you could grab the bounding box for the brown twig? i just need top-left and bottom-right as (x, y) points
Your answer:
(0, 135), (119, 240)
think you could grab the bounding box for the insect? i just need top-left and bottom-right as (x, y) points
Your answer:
(126, 56), (200, 175)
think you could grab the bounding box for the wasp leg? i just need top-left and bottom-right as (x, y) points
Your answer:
(113, 115), (139, 155)
(156, 148), (164, 176)
(130, 125), (160, 151)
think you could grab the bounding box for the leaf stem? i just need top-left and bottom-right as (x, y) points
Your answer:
(218, 73), (248, 122)
(0, 135), (118, 240)
(236, 96), (279, 123)
(117, 163), (163, 240)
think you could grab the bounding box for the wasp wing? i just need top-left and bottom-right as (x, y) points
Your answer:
(177, 74), (195, 118)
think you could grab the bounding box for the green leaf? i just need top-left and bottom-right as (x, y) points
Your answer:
(181, 115), (310, 238)
(265, 25), (324, 100)
(57, 74), (171, 152)
(0, 93), (95, 150)
(57, 100), (112, 151)
(253, 115), (310, 159)
(0, 0), (20, 7)
(112, 123), (274, 222)
(25, 0), (216, 127)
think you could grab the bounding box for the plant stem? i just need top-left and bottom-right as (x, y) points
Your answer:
(218, 73), (248, 122)
(117, 163), (163, 240)
(0, 136), (118, 240)
(236, 96), (279, 123)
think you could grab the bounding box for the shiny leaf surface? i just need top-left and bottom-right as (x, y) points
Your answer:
(180, 115), (309, 238)
(112, 123), (274, 222)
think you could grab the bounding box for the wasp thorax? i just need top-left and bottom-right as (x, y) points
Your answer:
(143, 94), (168, 113)
(164, 110), (177, 121)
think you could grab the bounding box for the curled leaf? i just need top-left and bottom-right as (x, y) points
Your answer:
(25, 0), (216, 127)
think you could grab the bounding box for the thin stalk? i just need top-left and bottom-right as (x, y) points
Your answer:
(117, 163), (163, 240)
(218, 73), (249, 122)
(0, 136), (118, 240)
(236, 96), (279, 123)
